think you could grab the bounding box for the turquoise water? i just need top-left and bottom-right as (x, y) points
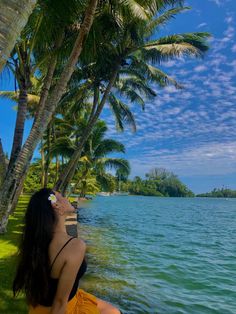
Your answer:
(77, 196), (236, 314)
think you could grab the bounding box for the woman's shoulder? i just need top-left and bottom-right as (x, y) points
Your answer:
(70, 237), (86, 250)
(49, 236), (86, 265)
(66, 237), (86, 261)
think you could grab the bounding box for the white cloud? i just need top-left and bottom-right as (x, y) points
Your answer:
(130, 142), (236, 177)
(232, 44), (236, 52)
(209, 0), (221, 6)
(194, 65), (207, 73)
(197, 22), (207, 29)
(103, 4), (236, 182)
(208, 0), (229, 6)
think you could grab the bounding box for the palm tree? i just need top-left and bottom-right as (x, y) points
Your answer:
(60, 120), (130, 196)
(0, 0), (99, 233)
(0, 139), (6, 186)
(1, 43), (40, 169)
(74, 171), (100, 197)
(0, 0), (36, 72)
(43, 110), (130, 191)
(0, 0), (210, 232)
(55, 2), (210, 193)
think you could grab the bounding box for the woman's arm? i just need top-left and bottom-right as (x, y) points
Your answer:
(50, 239), (86, 314)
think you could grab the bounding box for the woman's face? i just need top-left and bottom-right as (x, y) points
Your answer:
(53, 191), (75, 215)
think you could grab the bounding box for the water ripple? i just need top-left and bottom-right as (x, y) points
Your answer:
(78, 196), (236, 314)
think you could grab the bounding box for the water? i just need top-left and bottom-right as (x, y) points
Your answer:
(77, 196), (236, 314)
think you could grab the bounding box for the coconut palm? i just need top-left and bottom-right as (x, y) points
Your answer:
(0, 0), (210, 233)
(0, 0), (36, 72)
(0, 139), (6, 186)
(74, 171), (100, 197)
(42, 112), (130, 189)
(55, 2), (210, 193)
(0, 0), (184, 231)
(0, 0), (99, 233)
(62, 120), (130, 195)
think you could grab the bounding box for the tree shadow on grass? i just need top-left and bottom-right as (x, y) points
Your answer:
(0, 197), (29, 313)
(0, 253), (27, 313)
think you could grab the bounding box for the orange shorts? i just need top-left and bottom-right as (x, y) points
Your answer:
(28, 289), (100, 314)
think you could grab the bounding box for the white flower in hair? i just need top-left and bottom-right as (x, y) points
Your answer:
(48, 194), (57, 204)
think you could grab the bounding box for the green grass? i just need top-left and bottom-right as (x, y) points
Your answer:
(0, 195), (30, 314)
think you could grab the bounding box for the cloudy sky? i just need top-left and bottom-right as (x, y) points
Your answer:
(0, 0), (235, 193)
(102, 0), (236, 193)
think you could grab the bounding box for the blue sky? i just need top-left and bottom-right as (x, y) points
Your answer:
(0, 0), (236, 193)
(103, 0), (236, 193)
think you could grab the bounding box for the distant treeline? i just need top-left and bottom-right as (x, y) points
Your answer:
(119, 168), (194, 197)
(197, 188), (236, 198)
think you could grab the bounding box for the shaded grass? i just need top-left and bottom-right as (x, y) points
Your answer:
(0, 195), (30, 314)
(0, 194), (81, 313)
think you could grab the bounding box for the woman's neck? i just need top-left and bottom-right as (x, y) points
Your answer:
(54, 215), (67, 234)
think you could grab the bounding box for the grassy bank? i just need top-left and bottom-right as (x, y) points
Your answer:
(0, 195), (30, 313)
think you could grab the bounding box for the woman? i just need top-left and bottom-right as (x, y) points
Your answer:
(13, 188), (122, 314)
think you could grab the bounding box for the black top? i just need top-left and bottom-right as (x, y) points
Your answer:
(40, 237), (87, 307)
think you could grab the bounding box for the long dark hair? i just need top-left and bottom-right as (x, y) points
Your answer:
(13, 188), (57, 306)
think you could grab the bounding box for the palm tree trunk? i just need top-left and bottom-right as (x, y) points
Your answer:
(0, 0), (98, 233)
(81, 181), (87, 198)
(73, 167), (89, 194)
(9, 170), (27, 215)
(0, 0), (36, 73)
(55, 68), (119, 194)
(40, 141), (45, 187)
(44, 124), (52, 187)
(0, 139), (6, 187)
(54, 155), (60, 185)
(8, 88), (28, 169)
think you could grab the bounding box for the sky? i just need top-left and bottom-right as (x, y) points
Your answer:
(103, 0), (236, 193)
(0, 0), (236, 194)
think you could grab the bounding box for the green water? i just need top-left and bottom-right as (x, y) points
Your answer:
(77, 196), (236, 314)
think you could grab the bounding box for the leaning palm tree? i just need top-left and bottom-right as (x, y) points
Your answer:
(0, 0), (36, 72)
(55, 2), (210, 193)
(0, 0), (185, 231)
(0, 0), (99, 233)
(0, 139), (6, 186)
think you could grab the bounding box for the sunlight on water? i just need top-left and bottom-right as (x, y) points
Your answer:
(77, 196), (236, 314)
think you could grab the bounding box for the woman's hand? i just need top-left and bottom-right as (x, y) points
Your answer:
(52, 192), (75, 214)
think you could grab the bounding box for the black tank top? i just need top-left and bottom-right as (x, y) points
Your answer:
(40, 237), (87, 306)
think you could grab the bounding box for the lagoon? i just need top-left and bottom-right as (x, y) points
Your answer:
(77, 196), (236, 314)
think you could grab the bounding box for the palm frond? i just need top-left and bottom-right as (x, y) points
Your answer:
(108, 94), (137, 132)
(145, 64), (182, 88)
(120, 77), (157, 97)
(49, 137), (76, 158)
(120, 0), (151, 20)
(0, 91), (40, 106)
(94, 139), (125, 157)
(0, 91), (19, 103)
(116, 83), (146, 109)
(140, 32), (210, 60)
(146, 7), (190, 37)
(103, 158), (130, 174)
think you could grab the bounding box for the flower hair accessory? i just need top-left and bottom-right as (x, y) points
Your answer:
(48, 194), (57, 204)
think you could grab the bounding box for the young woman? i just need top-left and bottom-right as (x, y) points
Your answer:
(13, 188), (122, 314)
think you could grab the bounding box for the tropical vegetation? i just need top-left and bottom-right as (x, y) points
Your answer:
(197, 188), (236, 198)
(0, 0), (36, 72)
(117, 167), (194, 197)
(0, 0), (211, 232)
(23, 119), (130, 197)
